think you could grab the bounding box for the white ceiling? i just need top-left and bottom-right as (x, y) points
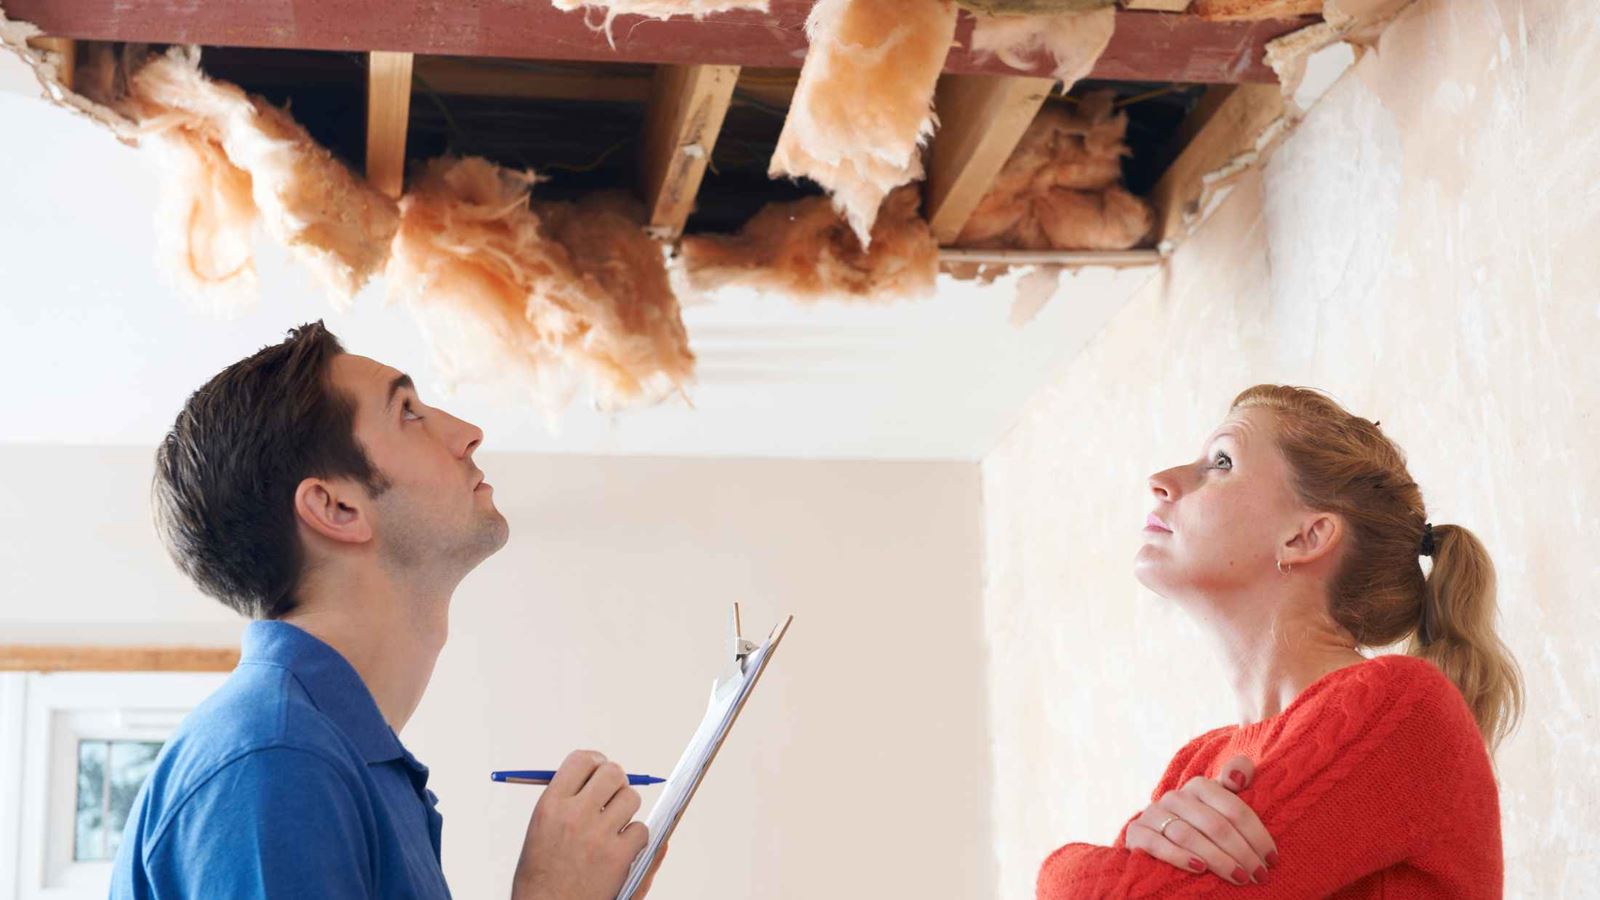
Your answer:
(0, 50), (1154, 461)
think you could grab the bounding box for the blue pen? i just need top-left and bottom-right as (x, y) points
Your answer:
(491, 770), (666, 786)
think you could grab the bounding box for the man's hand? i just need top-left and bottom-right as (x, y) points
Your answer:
(511, 750), (653, 900)
(1125, 755), (1278, 886)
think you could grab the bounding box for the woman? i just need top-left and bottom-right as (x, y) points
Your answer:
(1037, 386), (1521, 898)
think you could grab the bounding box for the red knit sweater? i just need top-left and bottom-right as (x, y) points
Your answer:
(1037, 655), (1502, 898)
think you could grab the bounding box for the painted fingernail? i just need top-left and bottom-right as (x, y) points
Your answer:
(1254, 866), (1269, 884)
(1228, 770), (1245, 789)
(1188, 857), (1206, 873)
(1232, 867), (1248, 884)
(1266, 850), (1280, 867)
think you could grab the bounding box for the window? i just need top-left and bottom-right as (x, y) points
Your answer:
(73, 739), (164, 862)
(0, 671), (226, 900)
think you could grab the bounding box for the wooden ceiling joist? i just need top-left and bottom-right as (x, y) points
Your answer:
(924, 74), (1055, 247)
(7, 0), (1314, 85)
(1148, 83), (1285, 246)
(638, 64), (740, 240)
(939, 248), (1162, 269)
(1192, 0), (1324, 20)
(365, 50), (414, 198)
(1124, 0), (1195, 11)
(413, 58), (655, 103)
(24, 35), (75, 91)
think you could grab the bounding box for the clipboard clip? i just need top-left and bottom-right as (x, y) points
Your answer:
(731, 603), (759, 674)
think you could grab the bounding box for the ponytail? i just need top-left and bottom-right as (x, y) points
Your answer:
(1406, 523), (1524, 752)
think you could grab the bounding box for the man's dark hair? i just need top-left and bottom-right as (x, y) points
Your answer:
(152, 321), (389, 619)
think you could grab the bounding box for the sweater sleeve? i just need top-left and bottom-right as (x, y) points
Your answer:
(1110, 727), (1231, 848)
(1037, 658), (1479, 899)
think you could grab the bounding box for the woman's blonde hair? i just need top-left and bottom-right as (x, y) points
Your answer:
(1231, 385), (1523, 752)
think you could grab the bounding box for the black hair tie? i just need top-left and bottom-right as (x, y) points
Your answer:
(1420, 522), (1436, 557)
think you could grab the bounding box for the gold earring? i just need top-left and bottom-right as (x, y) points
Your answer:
(1276, 559), (1291, 575)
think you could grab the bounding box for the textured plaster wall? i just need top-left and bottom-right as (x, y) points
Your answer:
(979, 0), (1600, 895)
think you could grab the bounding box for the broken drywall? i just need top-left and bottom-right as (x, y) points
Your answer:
(0, 8), (133, 138)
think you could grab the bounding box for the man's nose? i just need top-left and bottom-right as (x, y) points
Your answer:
(436, 408), (483, 458)
(457, 420), (483, 458)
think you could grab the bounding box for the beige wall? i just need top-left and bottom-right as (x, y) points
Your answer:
(0, 446), (995, 899)
(978, 0), (1600, 895)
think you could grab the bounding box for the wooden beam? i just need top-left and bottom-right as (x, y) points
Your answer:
(638, 64), (739, 240)
(1192, 0), (1322, 19)
(414, 59), (654, 103)
(732, 68), (799, 110)
(925, 74), (1054, 246)
(5, 0), (1314, 85)
(939, 248), (1161, 269)
(1123, 0), (1194, 11)
(365, 51), (414, 199)
(0, 645), (239, 672)
(24, 36), (75, 91)
(1149, 83), (1285, 247)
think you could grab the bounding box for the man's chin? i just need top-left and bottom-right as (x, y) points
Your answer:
(452, 513), (510, 571)
(482, 512), (511, 556)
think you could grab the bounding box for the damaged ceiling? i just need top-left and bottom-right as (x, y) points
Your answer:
(0, 0), (1380, 459)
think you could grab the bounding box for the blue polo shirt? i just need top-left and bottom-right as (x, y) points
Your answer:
(110, 620), (452, 899)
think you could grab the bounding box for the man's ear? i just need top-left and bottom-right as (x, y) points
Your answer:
(1283, 511), (1342, 568)
(294, 476), (374, 546)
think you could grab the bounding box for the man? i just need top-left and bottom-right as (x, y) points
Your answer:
(111, 321), (663, 898)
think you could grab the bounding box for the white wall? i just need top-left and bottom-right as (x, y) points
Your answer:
(0, 446), (996, 899)
(978, 0), (1600, 895)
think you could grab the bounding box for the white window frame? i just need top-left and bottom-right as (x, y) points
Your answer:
(0, 671), (226, 900)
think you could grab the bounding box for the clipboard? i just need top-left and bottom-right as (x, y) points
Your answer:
(616, 604), (794, 900)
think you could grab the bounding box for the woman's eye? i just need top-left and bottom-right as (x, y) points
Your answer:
(403, 401), (424, 421)
(1212, 452), (1232, 470)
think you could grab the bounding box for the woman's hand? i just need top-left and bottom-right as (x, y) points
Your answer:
(1125, 755), (1279, 885)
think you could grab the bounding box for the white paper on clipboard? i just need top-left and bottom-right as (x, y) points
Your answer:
(616, 606), (794, 900)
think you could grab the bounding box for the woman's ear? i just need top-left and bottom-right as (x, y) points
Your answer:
(1284, 511), (1342, 567)
(293, 477), (373, 546)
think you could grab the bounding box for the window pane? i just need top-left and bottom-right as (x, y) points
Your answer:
(105, 740), (163, 857)
(73, 739), (162, 861)
(74, 740), (108, 861)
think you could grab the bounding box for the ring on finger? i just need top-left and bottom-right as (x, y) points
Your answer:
(1157, 815), (1181, 839)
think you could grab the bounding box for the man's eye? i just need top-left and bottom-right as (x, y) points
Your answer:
(403, 401), (424, 421)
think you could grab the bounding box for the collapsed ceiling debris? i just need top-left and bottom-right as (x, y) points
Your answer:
(389, 158), (694, 413)
(769, 0), (958, 247)
(680, 185), (939, 302)
(107, 47), (399, 311)
(956, 91), (1152, 253)
(1, 0), (1409, 419)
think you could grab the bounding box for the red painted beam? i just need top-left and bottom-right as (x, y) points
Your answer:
(5, 0), (1308, 84)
